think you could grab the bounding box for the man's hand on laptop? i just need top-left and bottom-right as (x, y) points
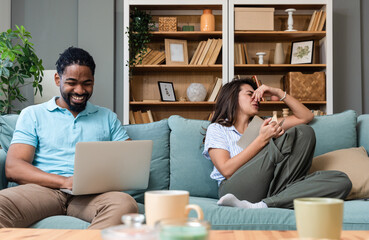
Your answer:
(61, 176), (73, 190)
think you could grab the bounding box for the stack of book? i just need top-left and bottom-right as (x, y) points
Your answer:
(307, 10), (326, 31)
(129, 110), (154, 124)
(234, 43), (250, 64)
(207, 77), (223, 102)
(190, 38), (222, 65)
(137, 48), (166, 65)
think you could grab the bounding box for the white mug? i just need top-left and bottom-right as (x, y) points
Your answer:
(294, 198), (344, 240)
(144, 190), (203, 226)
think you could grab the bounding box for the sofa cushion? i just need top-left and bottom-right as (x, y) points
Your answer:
(309, 110), (357, 157)
(309, 146), (369, 200)
(189, 196), (296, 230)
(0, 114), (19, 152)
(30, 215), (90, 229)
(0, 149), (7, 190)
(189, 197), (369, 230)
(168, 115), (218, 199)
(123, 119), (170, 203)
(358, 114), (369, 154)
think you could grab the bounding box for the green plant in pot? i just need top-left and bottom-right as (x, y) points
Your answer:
(0, 25), (44, 114)
(126, 8), (154, 67)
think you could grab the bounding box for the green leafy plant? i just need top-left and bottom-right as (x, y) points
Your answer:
(126, 8), (154, 67)
(293, 46), (311, 59)
(0, 25), (44, 114)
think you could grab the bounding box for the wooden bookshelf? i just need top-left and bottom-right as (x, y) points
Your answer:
(124, 1), (227, 124)
(123, 0), (332, 124)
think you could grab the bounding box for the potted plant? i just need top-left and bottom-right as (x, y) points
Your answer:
(126, 8), (154, 67)
(0, 25), (44, 114)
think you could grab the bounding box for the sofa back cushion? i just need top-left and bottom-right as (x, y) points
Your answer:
(357, 114), (369, 154)
(168, 115), (218, 199)
(309, 110), (357, 157)
(123, 119), (170, 203)
(0, 114), (19, 152)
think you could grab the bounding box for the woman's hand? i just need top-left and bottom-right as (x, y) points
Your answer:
(252, 84), (284, 102)
(258, 118), (285, 142)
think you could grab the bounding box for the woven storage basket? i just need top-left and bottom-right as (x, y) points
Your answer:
(159, 17), (177, 32)
(284, 72), (326, 101)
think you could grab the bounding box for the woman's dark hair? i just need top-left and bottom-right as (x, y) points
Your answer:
(211, 77), (257, 126)
(56, 47), (96, 76)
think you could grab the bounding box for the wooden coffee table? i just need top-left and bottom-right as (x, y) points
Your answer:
(0, 228), (368, 239)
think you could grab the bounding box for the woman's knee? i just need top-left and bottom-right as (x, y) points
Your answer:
(326, 170), (352, 198)
(296, 124), (315, 139)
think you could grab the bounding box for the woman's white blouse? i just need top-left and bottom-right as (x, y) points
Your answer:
(203, 123), (245, 185)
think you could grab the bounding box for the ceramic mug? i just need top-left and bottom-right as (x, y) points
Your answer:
(294, 198), (344, 240)
(144, 190), (203, 226)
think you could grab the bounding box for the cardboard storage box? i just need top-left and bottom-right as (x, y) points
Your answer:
(284, 72), (326, 101)
(235, 8), (274, 31)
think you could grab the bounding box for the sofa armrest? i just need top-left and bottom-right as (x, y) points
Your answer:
(0, 149), (8, 190)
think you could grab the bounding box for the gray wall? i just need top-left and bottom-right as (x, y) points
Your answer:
(11, 0), (78, 70)
(115, 0), (124, 121)
(11, 0), (116, 113)
(0, 0), (11, 32)
(78, 0), (115, 111)
(11, 0), (78, 111)
(362, 0), (369, 114)
(333, 0), (363, 114)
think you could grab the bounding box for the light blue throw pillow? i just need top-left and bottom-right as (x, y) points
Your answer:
(309, 110), (357, 157)
(357, 114), (369, 154)
(123, 119), (170, 203)
(168, 115), (218, 199)
(0, 114), (19, 152)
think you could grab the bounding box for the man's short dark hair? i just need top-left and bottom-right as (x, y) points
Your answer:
(56, 47), (96, 76)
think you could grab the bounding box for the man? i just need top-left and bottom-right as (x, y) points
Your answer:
(0, 47), (138, 229)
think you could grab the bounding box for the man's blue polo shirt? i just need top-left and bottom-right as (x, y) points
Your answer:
(10, 97), (129, 177)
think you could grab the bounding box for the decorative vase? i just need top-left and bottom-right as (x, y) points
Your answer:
(256, 52), (266, 64)
(200, 9), (215, 32)
(274, 43), (285, 64)
(187, 83), (207, 102)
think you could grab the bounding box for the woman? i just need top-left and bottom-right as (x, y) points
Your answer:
(203, 78), (351, 209)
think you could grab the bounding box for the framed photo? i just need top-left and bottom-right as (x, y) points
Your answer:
(290, 40), (314, 64)
(158, 81), (176, 102)
(164, 39), (188, 65)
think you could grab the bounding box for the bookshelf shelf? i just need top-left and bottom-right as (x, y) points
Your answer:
(130, 100), (326, 106)
(234, 31), (326, 42)
(234, 64), (326, 73)
(130, 101), (216, 106)
(133, 64), (222, 72)
(151, 31), (222, 41)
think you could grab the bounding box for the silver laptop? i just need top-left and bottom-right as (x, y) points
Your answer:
(60, 140), (153, 195)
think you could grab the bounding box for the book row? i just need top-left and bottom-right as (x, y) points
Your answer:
(129, 110), (154, 124)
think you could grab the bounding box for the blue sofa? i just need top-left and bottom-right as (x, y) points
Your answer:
(1, 110), (369, 229)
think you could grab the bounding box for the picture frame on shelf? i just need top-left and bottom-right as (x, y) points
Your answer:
(290, 40), (314, 64)
(164, 39), (188, 65)
(158, 81), (176, 102)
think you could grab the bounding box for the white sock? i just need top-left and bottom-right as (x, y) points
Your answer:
(217, 193), (268, 209)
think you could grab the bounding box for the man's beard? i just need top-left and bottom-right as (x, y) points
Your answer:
(61, 92), (90, 113)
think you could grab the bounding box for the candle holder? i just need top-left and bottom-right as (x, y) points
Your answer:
(285, 8), (297, 32)
(256, 52), (266, 64)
